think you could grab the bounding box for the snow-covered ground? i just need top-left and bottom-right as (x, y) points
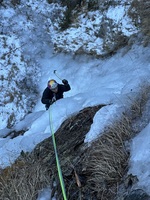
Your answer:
(0, 0), (150, 199)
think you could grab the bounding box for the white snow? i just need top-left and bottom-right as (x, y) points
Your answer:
(0, 1), (150, 199)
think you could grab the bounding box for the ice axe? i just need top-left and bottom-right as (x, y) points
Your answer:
(53, 70), (63, 81)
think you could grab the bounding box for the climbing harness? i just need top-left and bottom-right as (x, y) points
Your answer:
(49, 106), (67, 200)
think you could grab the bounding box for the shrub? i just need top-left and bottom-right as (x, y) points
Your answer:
(59, 6), (72, 30)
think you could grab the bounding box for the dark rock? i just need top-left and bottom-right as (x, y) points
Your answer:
(124, 189), (150, 200)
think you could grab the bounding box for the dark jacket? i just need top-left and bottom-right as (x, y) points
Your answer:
(41, 83), (71, 109)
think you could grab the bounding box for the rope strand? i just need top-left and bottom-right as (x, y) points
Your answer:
(49, 106), (67, 200)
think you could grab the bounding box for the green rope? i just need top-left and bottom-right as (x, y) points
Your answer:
(49, 106), (67, 200)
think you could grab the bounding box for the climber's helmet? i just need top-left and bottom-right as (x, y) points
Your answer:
(48, 79), (58, 91)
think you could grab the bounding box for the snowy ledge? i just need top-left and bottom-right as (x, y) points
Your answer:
(51, 4), (138, 56)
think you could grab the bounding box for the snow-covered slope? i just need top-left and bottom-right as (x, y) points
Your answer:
(0, 0), (140, 128)
(0, 0), (150, 197)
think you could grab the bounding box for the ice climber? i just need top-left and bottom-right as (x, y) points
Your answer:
(41, 79), (71, 110)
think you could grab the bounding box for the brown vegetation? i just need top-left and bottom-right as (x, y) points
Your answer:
(0, 85), (149, 200)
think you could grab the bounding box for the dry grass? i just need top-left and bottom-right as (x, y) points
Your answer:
(127, 84), (150, 120)
(83, 84), (150, 199)
(84, 115), (131, 199)
(0, 85), (149, 199)
(0, 157), (51, 200)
